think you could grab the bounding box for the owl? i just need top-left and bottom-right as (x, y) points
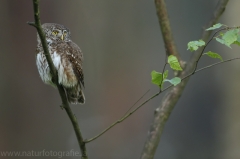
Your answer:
(36, 23), (85, 104)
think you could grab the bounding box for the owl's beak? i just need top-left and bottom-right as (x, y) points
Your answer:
(61, 35), (64, 40)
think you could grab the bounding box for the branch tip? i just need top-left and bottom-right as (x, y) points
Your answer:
(27, 21), (37, 27)
(60, 105), (65, 110)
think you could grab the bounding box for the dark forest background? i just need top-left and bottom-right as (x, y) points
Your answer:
(0, 0), (240, 158)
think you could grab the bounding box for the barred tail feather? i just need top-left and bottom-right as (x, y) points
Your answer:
(64, 84), (85, 104)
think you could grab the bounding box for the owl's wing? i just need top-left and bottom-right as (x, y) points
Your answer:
(64, 41), (84, 87)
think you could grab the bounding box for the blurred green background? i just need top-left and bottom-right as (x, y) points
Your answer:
(0, 0), (240, 158)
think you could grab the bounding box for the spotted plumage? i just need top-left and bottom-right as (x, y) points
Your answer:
(36, 23), (85, 104)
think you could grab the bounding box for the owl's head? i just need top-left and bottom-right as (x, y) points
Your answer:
(41, 23), (71, 43)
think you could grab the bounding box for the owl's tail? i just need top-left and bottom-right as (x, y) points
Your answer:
(64, 84), (85, 104)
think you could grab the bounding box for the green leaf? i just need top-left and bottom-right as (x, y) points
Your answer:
(165, 77), (181, 86)
(151, 70), (163, 86)
(221, 29), (239, 48)
(168, 55), (183, 71)
(206, 23), (223, 31)
(233, 35), (240, 46)
(216, 37), (226, 45)
(233, 41), (240, 46)
(187, 40), (205, 52)
(223, 29), (239, 46)
(203, 51), (223, 61)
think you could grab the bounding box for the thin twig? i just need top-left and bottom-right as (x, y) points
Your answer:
(28, 0), (87, 158)
(160, 56), (168, 92)
(123, 89), (150, 117)
(84, 92), (160, 143)
(190, 57), (240, 76)
(192, 27), (229, 74)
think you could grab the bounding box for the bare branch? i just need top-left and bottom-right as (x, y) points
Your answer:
(141, 0), (229, 158)
(28, 0), (88, 158)
(155, 0), (179, 59)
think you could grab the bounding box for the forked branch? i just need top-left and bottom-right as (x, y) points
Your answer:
(141, 0), (229, 159)
(85, 0), (232, 145)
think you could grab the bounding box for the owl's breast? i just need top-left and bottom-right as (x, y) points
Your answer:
(36, 51), (54, 86)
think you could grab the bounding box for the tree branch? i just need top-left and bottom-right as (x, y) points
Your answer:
(28, 0), (88, 158)
(141, 0), (229, 158)
(155, 0), (179, 59)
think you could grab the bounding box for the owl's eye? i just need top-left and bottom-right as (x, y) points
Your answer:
(52, 30), (59, 36)
(63, 30), (67, 36)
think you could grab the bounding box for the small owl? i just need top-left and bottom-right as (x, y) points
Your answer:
(36, 23), (85, 104)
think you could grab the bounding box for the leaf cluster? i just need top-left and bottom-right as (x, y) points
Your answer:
(151, 23), (240, 89)
(151, 55), (182, 88)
